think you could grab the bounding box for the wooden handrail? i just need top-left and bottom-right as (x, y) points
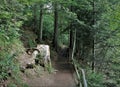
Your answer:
(71, 29), (87, 87)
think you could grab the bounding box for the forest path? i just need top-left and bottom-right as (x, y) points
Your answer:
(22, 48), (76, 87)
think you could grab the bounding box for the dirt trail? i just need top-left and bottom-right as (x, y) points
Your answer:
(25, 68), (75, 87)
(22, 48), (76, 87)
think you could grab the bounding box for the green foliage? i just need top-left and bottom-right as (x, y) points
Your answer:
(0, 54), (16, 79)
(28, 39), (36, 48)
(58, 34), (69, 45)
(8, 83), (17, 87)
(8, 82), (28, 87)
(43, 15), (54, 40)
(0, 28), (24, 80)
(87, 71), (104, 87)
(23, 0), (120, 86)
(0, 0), (26, 86)
(0, 0), (119, 86)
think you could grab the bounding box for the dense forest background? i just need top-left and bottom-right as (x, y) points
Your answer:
(0, 0), (120, 87)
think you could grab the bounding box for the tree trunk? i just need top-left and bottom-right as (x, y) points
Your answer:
(70, 28), (73, 49)
(53, 3), (58, 51)
(92, 39), (95, 71)
(69, 25), (74, 61)
(69, 5), (74, 59)
(91, 0), (95, 71)
(39, 4), (43, 43)
(33, 5), (37, 33)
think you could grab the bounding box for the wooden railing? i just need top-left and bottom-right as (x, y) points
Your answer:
(71, 29), (88, 87)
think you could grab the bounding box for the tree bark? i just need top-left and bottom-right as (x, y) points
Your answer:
(70, 28), (73, 49)
(69, 4), (74, 59)
(39, 4), (43, 43)
(33, 5), (37, 33)
(92, 39), (95, 71)
(53, 2), (58, 51)
(91, 0), (95, 71)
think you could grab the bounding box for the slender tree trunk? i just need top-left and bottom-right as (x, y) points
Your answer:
(69, 25), (74, 61)
(70, 28), (73, 49)
(69, 4), (74, 60)
(69, 4), (74, 49)
(92, 0), (95, 71)
(71, 29), (76, 60)
(39, 4), (43, 43)
(53, 2), (58, 51)
(33, 5), (37, 33)
(92, 39), (95, 71)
